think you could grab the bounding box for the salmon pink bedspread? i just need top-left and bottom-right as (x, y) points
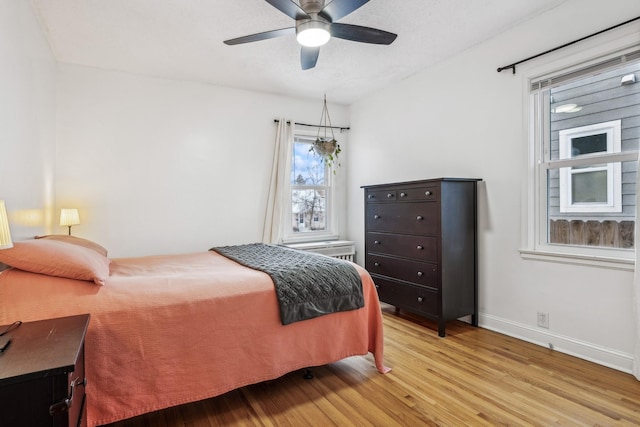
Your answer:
(0, 251), (387, 426)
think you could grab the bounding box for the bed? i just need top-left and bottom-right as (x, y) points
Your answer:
(0, 236), (388, 426)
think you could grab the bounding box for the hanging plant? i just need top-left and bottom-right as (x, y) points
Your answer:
(309, 95), (341, 173)
(310, 137), (341, 170)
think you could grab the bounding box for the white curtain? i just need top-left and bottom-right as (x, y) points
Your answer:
(634, 155), (640, 380)
(262, 118), (293, 244)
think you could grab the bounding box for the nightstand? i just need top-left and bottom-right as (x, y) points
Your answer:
(0, 314), (90, 427)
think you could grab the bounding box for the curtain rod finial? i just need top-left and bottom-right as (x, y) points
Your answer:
(497, 65), (516, 74)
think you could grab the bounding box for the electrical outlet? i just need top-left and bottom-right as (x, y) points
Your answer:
(537, 312), (549, 328)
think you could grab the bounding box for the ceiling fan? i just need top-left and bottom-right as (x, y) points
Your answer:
(223, 0), (397, 70)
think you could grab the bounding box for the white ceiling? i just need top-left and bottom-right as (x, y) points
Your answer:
(30, 0), (564, 105)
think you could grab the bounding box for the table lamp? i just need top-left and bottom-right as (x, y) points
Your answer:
(60, 208), (80, 236)
(0, 200), (13, 249)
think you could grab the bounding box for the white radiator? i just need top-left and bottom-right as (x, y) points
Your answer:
(286, 240), (356, 262)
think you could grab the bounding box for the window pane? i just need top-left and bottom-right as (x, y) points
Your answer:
(291, 189), (326, 233)
(292, 140), (325, 185)
(571, 134), (606, 156)
(571, 170), (607, 203)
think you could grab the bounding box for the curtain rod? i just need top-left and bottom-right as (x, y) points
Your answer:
(273, 119), (350, 132)
(497, 16), (640, 74)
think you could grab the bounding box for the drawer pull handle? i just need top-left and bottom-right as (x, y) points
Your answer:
(425, 191), (432, 196)
(387, 193), (393, 198)
(416, 215), (423, 221)
(417, 245), (423, 250)
(367, 194), (374, 199)
(417, 271), (423, 277)
(417, 296), (423, 302)
(400, 192), (407, 197)
(374, 262), (380, 267)
(374, 240), (380, 245)
(374, 214), (380, 219)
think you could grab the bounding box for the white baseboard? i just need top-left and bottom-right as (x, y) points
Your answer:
(479, 313), (633, 374)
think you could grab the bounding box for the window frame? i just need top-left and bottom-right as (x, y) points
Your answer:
(520, 31), (639, 271)
(281, 130), (340, 244)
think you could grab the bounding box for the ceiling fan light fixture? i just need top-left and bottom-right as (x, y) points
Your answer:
(296, 20), (331, 47)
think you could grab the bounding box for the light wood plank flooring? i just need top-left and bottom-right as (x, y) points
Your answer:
(105, 305), (640, 426)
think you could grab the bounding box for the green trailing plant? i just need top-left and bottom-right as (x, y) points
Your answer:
(310, 138), (341, 171)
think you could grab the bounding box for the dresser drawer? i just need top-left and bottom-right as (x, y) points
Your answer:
(366, 232), (437, 262)
(372, 276), (438, 317)
(396, 185), (439, 202)
(365, 188), (397, 202)
(366, 254), (439, 289)
(366, 202), (438, 235)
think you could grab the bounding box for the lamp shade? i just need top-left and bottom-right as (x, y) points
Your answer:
(296, 20), (330, 47)
(0, 200), (13, 249)
(60, 208), (80, 227)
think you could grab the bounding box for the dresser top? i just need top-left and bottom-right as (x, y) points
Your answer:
(361, 177), (482, 189)
(0, 314), (90, 385)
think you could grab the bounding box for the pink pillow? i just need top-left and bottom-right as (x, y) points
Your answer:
(35, 234), (108, 256)
(0, 239), (111, 285)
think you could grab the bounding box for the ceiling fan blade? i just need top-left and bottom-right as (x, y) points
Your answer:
(319, 0), (369, 22)
(223, 27), (295, 45)
(330, 23), (397, 45)
(301, 46), (320, 70)
(265, 0), (310, 20)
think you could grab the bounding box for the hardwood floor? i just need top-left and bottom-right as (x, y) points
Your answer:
(105, 305), (640, 426)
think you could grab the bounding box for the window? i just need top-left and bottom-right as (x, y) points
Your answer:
(558, 120), (621, 213)
(283, 132), (337, 242)
(524, 44), (639, 267)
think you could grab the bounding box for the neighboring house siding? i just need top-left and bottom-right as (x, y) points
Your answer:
(548, 63), (639, 222)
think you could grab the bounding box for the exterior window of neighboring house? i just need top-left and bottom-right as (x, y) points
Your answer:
(523, 42), (639, 267)
(284, 133), (336, 241)
(559, 120), (622, 213)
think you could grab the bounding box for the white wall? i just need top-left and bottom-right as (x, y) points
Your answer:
(0, 0), (56, 240)
(346, 0), (640, 373)
(55, 65), (349, 257)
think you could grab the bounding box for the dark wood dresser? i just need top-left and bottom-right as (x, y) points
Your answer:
(0, 314), (90, 427)
(363, 178), (481, 337)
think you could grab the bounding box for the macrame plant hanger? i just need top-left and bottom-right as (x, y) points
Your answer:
(311, 94), (341, 171)
(316, 94), (336, 144)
